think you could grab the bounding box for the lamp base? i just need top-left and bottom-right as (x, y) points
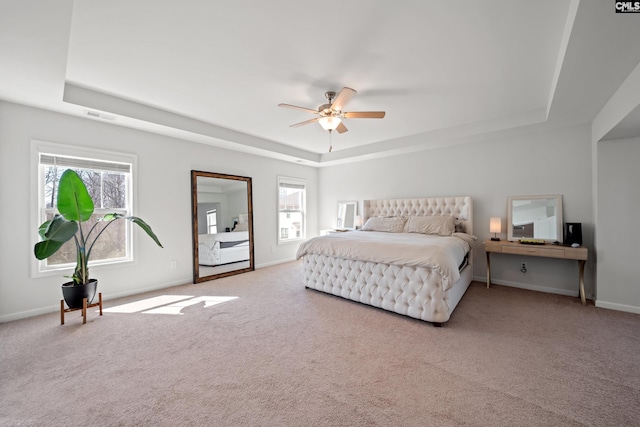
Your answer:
(490, 237), (501, 241)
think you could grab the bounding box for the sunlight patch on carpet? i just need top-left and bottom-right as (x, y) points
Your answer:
(103, 295), (238, 315)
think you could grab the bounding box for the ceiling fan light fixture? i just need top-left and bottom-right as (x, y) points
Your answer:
(318, 115), (341, 131)
(279, 87), (385, 137)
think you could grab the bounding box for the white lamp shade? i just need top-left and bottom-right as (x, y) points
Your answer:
(490, 217), (501, 234)
(319, 116), (341, 131)
(354, 215), (363, 227)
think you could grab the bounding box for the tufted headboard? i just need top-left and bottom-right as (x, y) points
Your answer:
(363, 196), (473, 235)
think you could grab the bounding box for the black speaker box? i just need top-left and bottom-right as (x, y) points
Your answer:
(564, 223), (582, 246)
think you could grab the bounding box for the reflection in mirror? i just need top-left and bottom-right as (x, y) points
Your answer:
(507, 194), (563, 242)
(191, 171), (254, 283)
(337, 201), (358, 229)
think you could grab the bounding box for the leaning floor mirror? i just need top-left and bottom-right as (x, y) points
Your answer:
(191, 170), (255, 283)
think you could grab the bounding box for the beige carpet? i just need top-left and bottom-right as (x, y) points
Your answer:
(1, 261), (639, 426)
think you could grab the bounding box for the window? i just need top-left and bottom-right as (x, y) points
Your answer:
(207, 209), (218, 234)
(33, 141), (136, 275)
(277, 176), (306, 244)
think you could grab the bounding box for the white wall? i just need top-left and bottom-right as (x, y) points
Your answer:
(318, 124), (594, 298)
(0, 101), (317, 322)
(596, 136), (640, 313)
(4, 99), (636, 320)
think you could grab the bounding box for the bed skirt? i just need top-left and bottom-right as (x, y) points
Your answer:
(302, 254), (472, 324)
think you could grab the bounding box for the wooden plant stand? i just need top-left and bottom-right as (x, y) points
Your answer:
(60, 292), (103, 325)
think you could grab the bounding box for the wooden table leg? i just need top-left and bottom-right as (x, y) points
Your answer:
(60, 294), (103, 325)
(486, 252), (491, 288)
(579, 260), (586, 305)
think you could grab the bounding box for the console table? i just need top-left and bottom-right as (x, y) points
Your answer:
(484, 240), (588, 305)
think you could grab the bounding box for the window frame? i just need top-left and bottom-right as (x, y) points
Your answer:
(30, 140), (138, 279)
(277, 176), (307, 245)
(206, 209), (218, 234)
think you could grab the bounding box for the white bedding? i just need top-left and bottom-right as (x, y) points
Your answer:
(297, 231), (473, 291)
(199, 231), (250, 266)
(200, 231), (249, 247)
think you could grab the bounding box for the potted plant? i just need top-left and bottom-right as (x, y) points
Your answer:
(34, 169), (163, 308)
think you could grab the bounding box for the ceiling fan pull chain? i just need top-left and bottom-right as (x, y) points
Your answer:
(329, 130), (333, 152)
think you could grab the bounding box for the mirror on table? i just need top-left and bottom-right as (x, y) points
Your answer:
(507, 194), (563, 243)
(337, 201), (358, 230)
(191, 170), (254, 283)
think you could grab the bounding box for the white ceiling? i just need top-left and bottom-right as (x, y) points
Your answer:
(1, 0), (639, 166)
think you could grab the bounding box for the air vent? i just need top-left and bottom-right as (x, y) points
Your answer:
(84, 110), (116, 121)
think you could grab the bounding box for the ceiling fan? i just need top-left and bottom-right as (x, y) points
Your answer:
(278, 87), (386, 135)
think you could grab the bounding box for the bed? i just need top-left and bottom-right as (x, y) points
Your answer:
(296, 197), (475, 325)
(198, 230), (250, 266)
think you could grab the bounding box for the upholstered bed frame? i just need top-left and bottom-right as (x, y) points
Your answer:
(302, 196), (473, 325)
(363, 197), (472, 235)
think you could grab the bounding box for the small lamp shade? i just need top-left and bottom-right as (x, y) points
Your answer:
(490, 217), (501, 241)
(354, 215), (363, 228)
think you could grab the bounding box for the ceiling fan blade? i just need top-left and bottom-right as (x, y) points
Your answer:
(278, 103), (319, 114)
(336, 122), (348, 134)
(331, 87), (357, 111)
(343, 111), (386, 119)
(290, 117), (319, 128)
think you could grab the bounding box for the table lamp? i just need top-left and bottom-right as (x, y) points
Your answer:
(490, 217), (501, 241)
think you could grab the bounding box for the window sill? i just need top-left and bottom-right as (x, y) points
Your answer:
(32, 257), (134, 279)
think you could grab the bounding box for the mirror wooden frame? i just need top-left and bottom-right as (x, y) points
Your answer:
(506, 194), (563, 243)
(191, 170), (255, 283)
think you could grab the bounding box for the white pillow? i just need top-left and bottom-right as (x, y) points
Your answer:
(361, 217), (407, 233)
(404, 216), (455, 236)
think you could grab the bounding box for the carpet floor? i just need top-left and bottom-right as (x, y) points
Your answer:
(1, 261), (639, 426)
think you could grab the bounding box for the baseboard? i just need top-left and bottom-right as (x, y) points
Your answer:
(0, 306), (61, 323)
(595, 300), (640, 314)
(0, 278), (191, 323)
(473, 275), (580, 298)
(255, 257), (297, 269)
(472, 274), (486, 284)
(96, 278), (191, 301)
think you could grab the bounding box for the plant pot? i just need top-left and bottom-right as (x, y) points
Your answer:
(61, 279), (98, 309)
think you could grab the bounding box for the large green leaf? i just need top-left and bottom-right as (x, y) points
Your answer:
(57, 169), (94, 222)
(34, 239), (66, 260)
(100, 213), (162, 247)
(100, 213), (122, 222)
(127, 216), (163, 248)
(34, 215), (78, 259)
(38, 220), (51, 240)
(43, 215), (78, 242)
